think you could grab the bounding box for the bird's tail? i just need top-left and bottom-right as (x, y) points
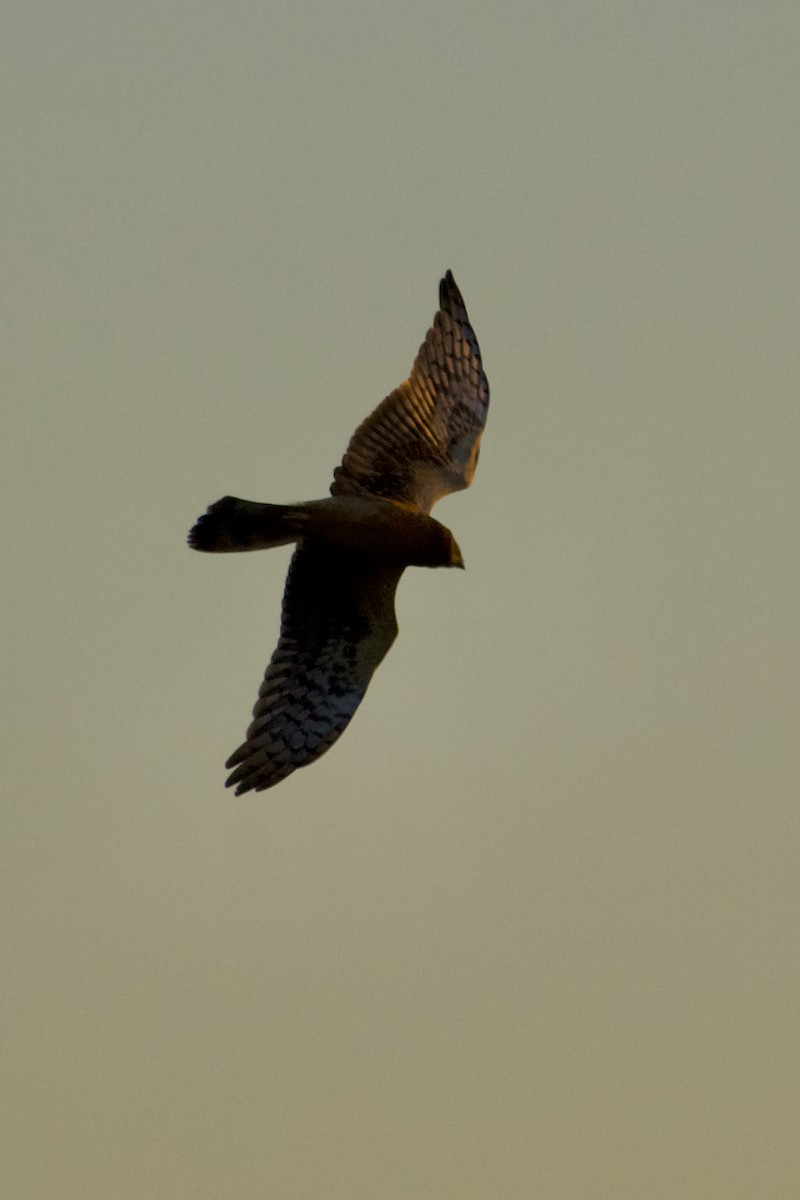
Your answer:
(188, 496), (307, 553)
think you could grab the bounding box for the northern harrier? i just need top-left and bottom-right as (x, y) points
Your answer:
(189, 271), (489, 793)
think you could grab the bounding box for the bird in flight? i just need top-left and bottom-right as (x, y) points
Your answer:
(189, 271), (489, 794)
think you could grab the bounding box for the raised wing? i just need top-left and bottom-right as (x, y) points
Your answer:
(331, 271), (489, 513)
(225, 543), (403, 794)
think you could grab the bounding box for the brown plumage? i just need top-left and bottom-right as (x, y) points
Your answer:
(188, 271), (489, 794)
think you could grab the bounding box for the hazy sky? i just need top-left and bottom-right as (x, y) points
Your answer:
(4, 2), (799, 1197)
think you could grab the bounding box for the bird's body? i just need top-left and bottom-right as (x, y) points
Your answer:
(191, 494), (463, 566)
(189, 271), (489, 793)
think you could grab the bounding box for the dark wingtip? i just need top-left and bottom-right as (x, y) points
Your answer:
(223, 769), (247, 795)
(439, 269), (466, 316)
(225, 744), (260, 794)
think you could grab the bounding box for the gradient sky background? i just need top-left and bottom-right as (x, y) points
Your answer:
(4, 2), (799, 1197)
